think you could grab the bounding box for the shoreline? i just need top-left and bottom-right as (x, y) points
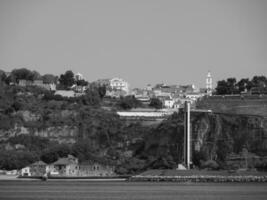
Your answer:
(129, 175), (267, 183)
(2, 175), (267, 183)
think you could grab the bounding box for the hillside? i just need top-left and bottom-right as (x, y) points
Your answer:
(1, 84), (267, 173)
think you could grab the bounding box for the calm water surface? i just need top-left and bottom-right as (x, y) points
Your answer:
(0, 181), (267, 200)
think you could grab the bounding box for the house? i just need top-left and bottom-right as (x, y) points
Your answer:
(33, 80), (44, 86)
(78, 161), (115, 177)
(33, 80), (56, 91)
(28, 161), (48, 176)
(94, 79), (110, 87)
(164, 98), (175, 108)
(173, 102), (180, 109)
(145, 84), (153, 91)
(51, 155), (79, 176)
(54, 90), (75, 97)
(185, 93), (204, 102)
(135, 95), (150, 104)
(106, 89), (127, 98)
(179, 84), (196, 94)
(95, 77), (130, 97)
(20, 166), (31, 176)
(72, 85), (87, 93)
(109, 77), (129, 94)
(18, 79), (56, 91)
(18, 79), (32, 87)
(20, 161), (48, 176)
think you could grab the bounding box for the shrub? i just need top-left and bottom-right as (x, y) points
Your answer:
(201, 160), (219, 170)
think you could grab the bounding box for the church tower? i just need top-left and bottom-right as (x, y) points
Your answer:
(206, 71), (212, 96)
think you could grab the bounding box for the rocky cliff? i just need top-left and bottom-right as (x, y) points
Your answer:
(136, 111), (267, 170)
(1, 108), (267, 171)
(0, 124), (78, 144)
(191, 112), (267, 157)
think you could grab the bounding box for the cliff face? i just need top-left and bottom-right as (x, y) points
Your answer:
(191, 95), (267, 167)
(191, 112), (267, 160)
(138, 111), (267, 170)
(0, 123), (78, 143)
(1, 108), (267, 170)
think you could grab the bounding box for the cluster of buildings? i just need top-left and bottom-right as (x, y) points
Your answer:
(95, 72), (213, 109)
(127, 71), (213, 109)
(20, 155), (115, 177)
(14, 69), (214, 109)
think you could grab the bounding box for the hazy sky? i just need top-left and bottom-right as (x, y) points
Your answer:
(0, 0), (266, 88)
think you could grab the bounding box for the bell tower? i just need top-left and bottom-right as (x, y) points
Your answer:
(206, 71), (212, 96)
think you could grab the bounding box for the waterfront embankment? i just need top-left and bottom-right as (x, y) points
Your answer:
(130, 169), (267, 182)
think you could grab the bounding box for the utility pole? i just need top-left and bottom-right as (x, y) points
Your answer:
(184, 101), (191, 169)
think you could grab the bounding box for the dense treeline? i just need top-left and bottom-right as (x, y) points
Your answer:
(0, 68), (57, 84)
(215, 76), (267, 95)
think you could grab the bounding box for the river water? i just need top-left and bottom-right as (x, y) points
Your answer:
(0, 181), (267, 200)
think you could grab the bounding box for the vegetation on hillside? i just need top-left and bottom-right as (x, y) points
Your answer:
(0, 68), (267, 173)
(215, 76), (267, 95)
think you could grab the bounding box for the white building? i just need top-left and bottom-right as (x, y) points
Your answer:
(185, 93), (205, 101)
(145, 84), (152, 91)
(164, 99), (175, 108)
(20, 166), (31, 176)
(75, 72), (84, 81)
(55, 90), (75, 97)
(117, 108), (175, 118)
(109, 78), (129, 94)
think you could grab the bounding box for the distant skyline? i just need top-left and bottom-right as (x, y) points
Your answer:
(0, 0), (266, 88)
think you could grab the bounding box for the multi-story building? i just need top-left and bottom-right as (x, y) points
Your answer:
(109, 77), (129, 94)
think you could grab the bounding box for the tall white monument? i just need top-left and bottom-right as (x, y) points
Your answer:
(206, 71), (212, 96)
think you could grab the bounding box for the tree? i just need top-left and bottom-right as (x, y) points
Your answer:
(237, 78), (250, 93)
(12, 101), (23, 111)
(31, 71), (42, 80)
(80, 88), (101, 106)
(98, 85), (106, 99)
(11, 68), (34, 82)
(0, 150), (38, 170)
(41, 144), (71, 164)
(72, 139), (95, 161)
(216, 76), (267, 95)
(149, 98), (163, 109)
(76, 79), (88, 86)
(42, 74), (58, 84)
(251, 76), (267, 88)
(58, 70), (75, 89)
(216, 80), (227, 95)
(226, 78), (237, 94)
(216, 78), (237, 95)
(0, 70), (7, 84)
(117, 96), (142, 110)
(5, 75), (13, 85)
(7, 135), (53, 153)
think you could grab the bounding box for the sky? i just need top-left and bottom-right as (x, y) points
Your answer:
(0, 0), (266, 88)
